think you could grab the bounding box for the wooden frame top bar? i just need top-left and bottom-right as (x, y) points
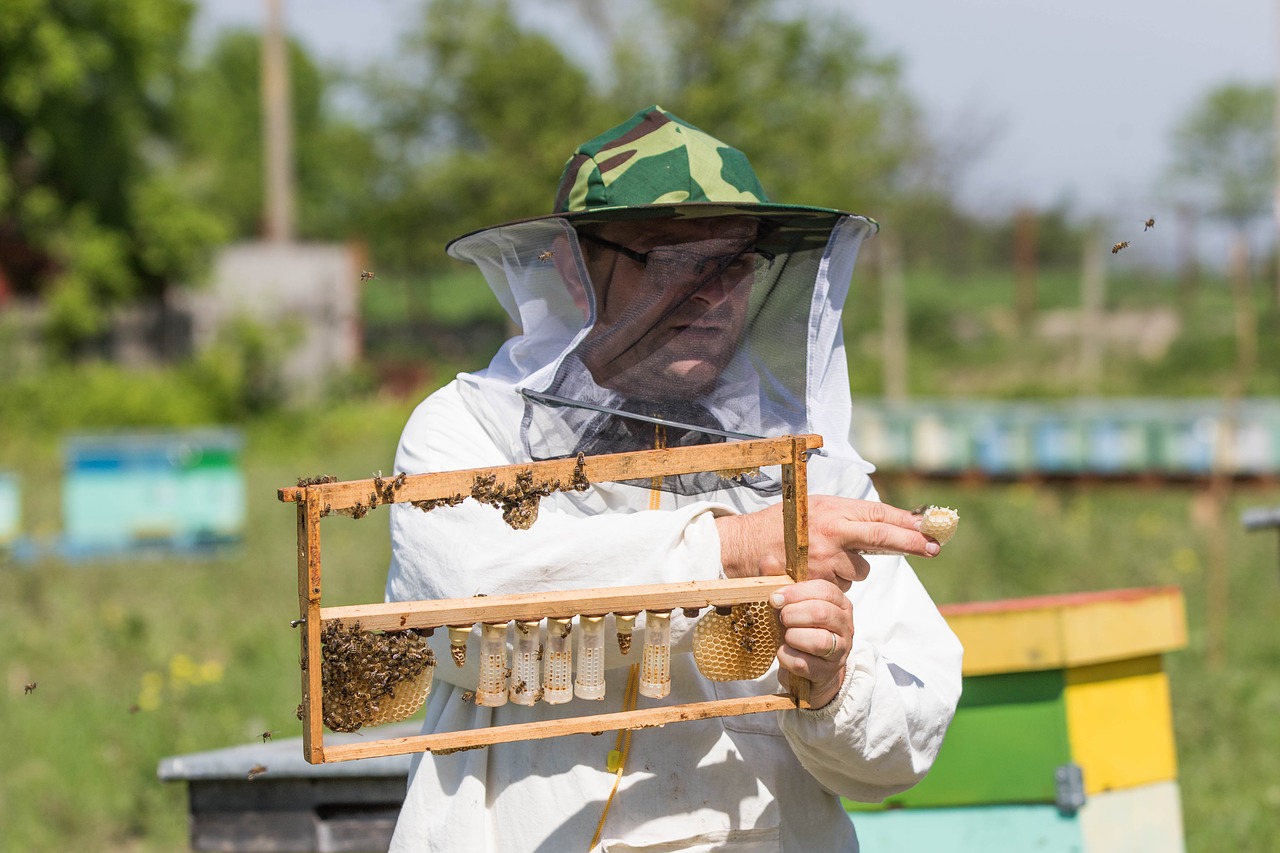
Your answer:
(279, 434), (823, 512)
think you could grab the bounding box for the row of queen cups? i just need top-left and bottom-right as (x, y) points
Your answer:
(450, 611), (672, 707)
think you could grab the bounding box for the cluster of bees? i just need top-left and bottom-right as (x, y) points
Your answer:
(315, 620), (436, 733)
(413, 453), (591, 530)
(297, 456), (590, 530)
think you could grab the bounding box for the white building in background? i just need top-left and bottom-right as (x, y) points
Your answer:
(174, 241), (363, 401)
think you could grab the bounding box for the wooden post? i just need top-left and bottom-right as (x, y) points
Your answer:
(879, 232), (908, 401)
(1014, 208), (1038, 329)
(1207, 233), (1258, 667)
(1175, 203), (1200, 315)
(261, 0), (295, 242)
(1078, 223), (1106, 394)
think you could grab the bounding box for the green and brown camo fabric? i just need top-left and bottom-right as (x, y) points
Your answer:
(553, 105), (772, 212)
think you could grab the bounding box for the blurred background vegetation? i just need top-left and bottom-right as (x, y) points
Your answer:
(1, 0), (1278, 851)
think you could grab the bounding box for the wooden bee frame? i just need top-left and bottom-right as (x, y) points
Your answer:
(279, 433), (820, 763)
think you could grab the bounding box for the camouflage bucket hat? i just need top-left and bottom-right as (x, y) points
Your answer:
(446, 105), (875, 255)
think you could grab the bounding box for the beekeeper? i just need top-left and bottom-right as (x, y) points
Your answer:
(385, 105), (962, 852)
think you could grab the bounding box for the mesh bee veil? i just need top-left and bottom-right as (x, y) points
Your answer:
(445, 106), (878, 495)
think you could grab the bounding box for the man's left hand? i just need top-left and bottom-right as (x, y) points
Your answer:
(769, 579), (853, 709)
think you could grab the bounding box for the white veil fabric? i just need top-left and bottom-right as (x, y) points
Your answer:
(447, 209), (878, 497)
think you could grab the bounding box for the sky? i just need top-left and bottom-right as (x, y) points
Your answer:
(195, 0), (1278, 262)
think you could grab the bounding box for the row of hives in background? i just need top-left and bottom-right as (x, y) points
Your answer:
(853, 398), (1280, 478)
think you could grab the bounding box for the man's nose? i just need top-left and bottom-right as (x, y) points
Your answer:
(690, 270), (739, 308)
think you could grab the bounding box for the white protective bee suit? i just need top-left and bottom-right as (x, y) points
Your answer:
(384, 107), (962, 852)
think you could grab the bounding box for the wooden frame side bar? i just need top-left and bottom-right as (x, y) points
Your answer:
(297, 498), (324, 763)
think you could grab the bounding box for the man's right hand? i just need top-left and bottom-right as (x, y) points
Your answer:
(715, 496), (939, 591)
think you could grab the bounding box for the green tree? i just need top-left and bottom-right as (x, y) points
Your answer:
(1168, 82), (1273, 228)
(176, 28), (381, 242)
(611, 0), (930, 216)
(360, 0), (935, 271)
(360, 0), (613, 271)
(0, 0), (228, 354)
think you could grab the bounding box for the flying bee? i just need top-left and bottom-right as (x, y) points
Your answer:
(1111, 241), (1129, 254)
(360, 270), (376, 282)
(128, 704), (141, 714)
(461, 690), (476, 704)
(247, 764), (268, 780)
(537, 250), (554, 262)
(261, 730), (279, 743)
(23, 682), (36, 694)
(1144, 218), (1155, 231)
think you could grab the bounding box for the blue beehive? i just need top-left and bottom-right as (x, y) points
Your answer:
(61, 430), (246, 555)
(0, 472), (19, 546)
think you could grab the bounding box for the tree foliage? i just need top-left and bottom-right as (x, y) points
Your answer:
(1168, 82), (1274, 227)
(359, 0), (934, 271)
(359, 0), (614, 270)
(0, 0), (228, 352)
(621, 0), (929, 215)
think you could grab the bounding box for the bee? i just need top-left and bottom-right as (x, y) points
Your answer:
(533, 688), (545, 703)
(461, 690), (476, 704)
(537, 250), (554, 262)
(1144, 218), (1155, 231)
(261, 730), (279, 743)
(247, 764), (269, 781)
(535, 644), (544, 662)
(23, 682), (36, 694)
(360, 270), (376, 282)
(512, 680), (527, 695)
(1111, 241), (1129, 254)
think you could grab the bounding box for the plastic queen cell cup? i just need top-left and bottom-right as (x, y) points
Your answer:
(543, 617), (573, 705)
(476, 622), (509, 707)
(574, 615), (607, 700)
(510, 620), (542, 706)
(639, 610), (672, 699)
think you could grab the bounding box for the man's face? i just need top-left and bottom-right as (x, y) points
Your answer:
(574, 218), (760, 401)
